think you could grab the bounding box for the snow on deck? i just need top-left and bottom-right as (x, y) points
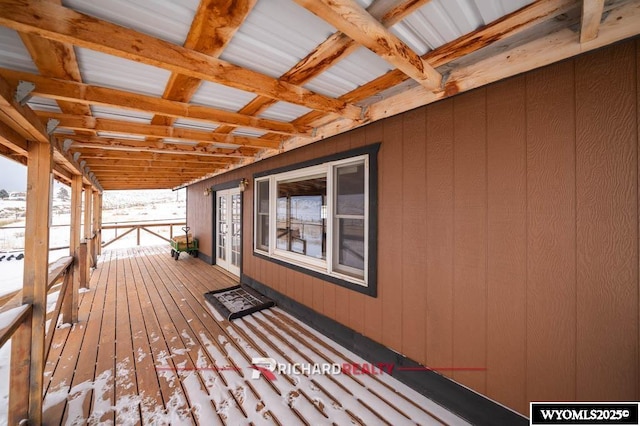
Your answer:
(40, 245), (469, 425)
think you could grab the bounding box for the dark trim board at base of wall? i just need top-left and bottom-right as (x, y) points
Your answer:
(197, 252), (213, 265)
(241, 273), (529, 426)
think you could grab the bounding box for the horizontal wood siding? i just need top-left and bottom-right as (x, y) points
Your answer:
(187, 38), (640, 415)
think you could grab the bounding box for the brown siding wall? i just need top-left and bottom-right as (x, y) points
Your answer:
(187, 39), (640, 414)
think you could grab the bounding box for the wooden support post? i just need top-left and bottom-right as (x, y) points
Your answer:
(69, 175), (82, 298)
(97, 193), (103, 255)
(61, 266), (75, 323)
(137, 226), (141, 246)
(83, 186), (92, 278)
(78, 242), (87, 289)
(9, 141), (52, 425)
(92, 190), (100, 266)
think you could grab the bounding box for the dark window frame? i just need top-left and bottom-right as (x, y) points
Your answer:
(253, 143), (380, 297)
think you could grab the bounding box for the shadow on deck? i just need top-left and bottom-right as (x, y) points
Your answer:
(43, 245), (466, 425)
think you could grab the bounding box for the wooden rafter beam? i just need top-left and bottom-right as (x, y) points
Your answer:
(286, 0), (580, 132)
(18, 0), (96, 137)
(0, 0), (361, 119)
(70, 148), (238, 163)
(82, 158), (224, 168)
(0, 75), (102, 189)
(0, 74), (49, 143)
(0, 119), (28, 155)
(153, 0), (258, 127)
(61, 135), (258, 158)
(580, 0), (606, 43)
(34, 111), (282, 149)
(98, 177), (199, 183)
(293, 0), (442, 90)
(278, 0), (640, 154)
(336, 0), (580, 105)
(210, 0), (430, 138)
(0, 69), (305, 136)
(370, 0), (640, 119)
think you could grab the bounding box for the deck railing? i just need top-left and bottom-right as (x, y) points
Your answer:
(101, 219), (186, 248)
(0, 218), (186, 253)
(0, 255), (75, 423)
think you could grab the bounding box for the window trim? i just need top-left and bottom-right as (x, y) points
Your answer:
(253, 143), (380, 297)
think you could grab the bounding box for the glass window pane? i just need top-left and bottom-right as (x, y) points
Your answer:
(334, 218), (365, 278)
(258, 180), (269, 214)
(256, 180), (269, 251)
(276, 175), (327, 260)
(336, 162), (365, 216)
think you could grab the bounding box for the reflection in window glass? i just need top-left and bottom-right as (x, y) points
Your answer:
(276, 176), (327, 260)
(336, 163), (365, 216)
(256, 180), (269, 251)
(334, 162), (365, 279)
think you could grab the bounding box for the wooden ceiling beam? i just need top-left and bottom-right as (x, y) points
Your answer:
(273, 0), (640, 158)
(0, 69), (305, 136)
(580, 0), (606, 43)
(83, 161), (222, 170)
(293, 0), (441, 90)
(98, 177), (198, 183)
(18, 0), (96, 137)
(34, 111), (282, 149)
(0, 0), (361, 119)
(369, 0), (640, 120)
(338, 0), (580, 105)
(60, 135), (258, 158)
(212, 0), (428, 136)
(0, 119), (28, 155)
(0, 75), (49, 143)
(153, 0), (258, 127)
(71, 148), (238, 163)
(94, 172), (205, 179)
(0, 76), (101, 189)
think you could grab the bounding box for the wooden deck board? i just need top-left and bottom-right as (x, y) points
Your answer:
(43, 245), (468, 425)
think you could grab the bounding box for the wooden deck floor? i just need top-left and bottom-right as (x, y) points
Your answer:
(42, 246), (467, 425)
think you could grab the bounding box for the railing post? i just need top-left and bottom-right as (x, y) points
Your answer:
(97, 192), (103, 256)
(61, 266), (76, 324)
(92, 234), (98, 267)
(78, 242), (88, 289)
(136, 226), (141, 246)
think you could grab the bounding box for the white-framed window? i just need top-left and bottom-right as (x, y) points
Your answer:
(254, 153), (372, 288)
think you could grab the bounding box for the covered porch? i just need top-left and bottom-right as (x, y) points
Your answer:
(41, 245), (464, 425)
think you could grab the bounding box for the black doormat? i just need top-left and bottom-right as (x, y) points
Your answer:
(204, 285), (275, 320)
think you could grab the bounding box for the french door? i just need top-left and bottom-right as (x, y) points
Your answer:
(216, 188), (241, 276)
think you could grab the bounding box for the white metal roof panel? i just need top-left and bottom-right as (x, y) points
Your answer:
(27, 97), (62, 114)
(0, 27), (37, 73)
(303, 47), (393, 98)
(173, 118), (219, 132)
(76, 48), (170, 98)
(231, 128), (267, 138)
(391, 0), (535, 54)
(259, 101), (313, 122)
(219, 0), (336, 78)
(62, 0), (199, 46)
(213, 142), (241, 149)
(473, 0), (533, 25)
(189, 81), (257, 112)
(91, 105), (152, 123)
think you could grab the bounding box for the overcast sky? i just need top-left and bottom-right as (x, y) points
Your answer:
(0, 156), (27, 192)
